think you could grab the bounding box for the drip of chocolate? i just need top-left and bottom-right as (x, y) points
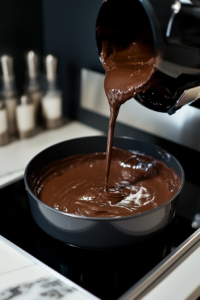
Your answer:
(100, 39), (156, 191)
(30, 148), (181, 218)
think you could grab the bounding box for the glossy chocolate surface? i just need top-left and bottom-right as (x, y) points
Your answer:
(31, 148), (180, 218)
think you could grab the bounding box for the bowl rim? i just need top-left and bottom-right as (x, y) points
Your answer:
(24, 135), (185, 221)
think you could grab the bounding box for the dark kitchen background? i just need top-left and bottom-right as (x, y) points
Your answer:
(0, 0), (104, 121)
(1, 0), (200, 126)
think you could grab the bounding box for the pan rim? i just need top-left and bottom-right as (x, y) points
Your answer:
(24, 135), (185, 222)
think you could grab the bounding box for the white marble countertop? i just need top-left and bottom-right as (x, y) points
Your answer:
(0, 120), (102, 188)
(0, 235), (98, 300)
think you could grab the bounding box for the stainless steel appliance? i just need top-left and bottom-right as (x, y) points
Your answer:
(96, 0), (200, 115)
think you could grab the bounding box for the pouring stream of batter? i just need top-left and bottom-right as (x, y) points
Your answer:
(101, 39), (156, 192)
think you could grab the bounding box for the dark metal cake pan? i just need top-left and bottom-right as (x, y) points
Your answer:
(24, 136), (184, 249)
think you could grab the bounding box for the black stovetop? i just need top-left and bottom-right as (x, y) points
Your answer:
(0, 177), (197, 300)
(1, 128), (200, 299)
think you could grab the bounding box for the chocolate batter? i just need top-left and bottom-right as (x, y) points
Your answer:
(30, 25), (180, 218)
(30, 148), (181, 218)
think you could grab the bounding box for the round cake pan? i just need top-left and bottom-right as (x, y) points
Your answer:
(24, 136), (184, 249)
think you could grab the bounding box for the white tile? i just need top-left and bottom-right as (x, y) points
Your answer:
(0, 265), (49, 290)
(0, 240), (33, 275)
